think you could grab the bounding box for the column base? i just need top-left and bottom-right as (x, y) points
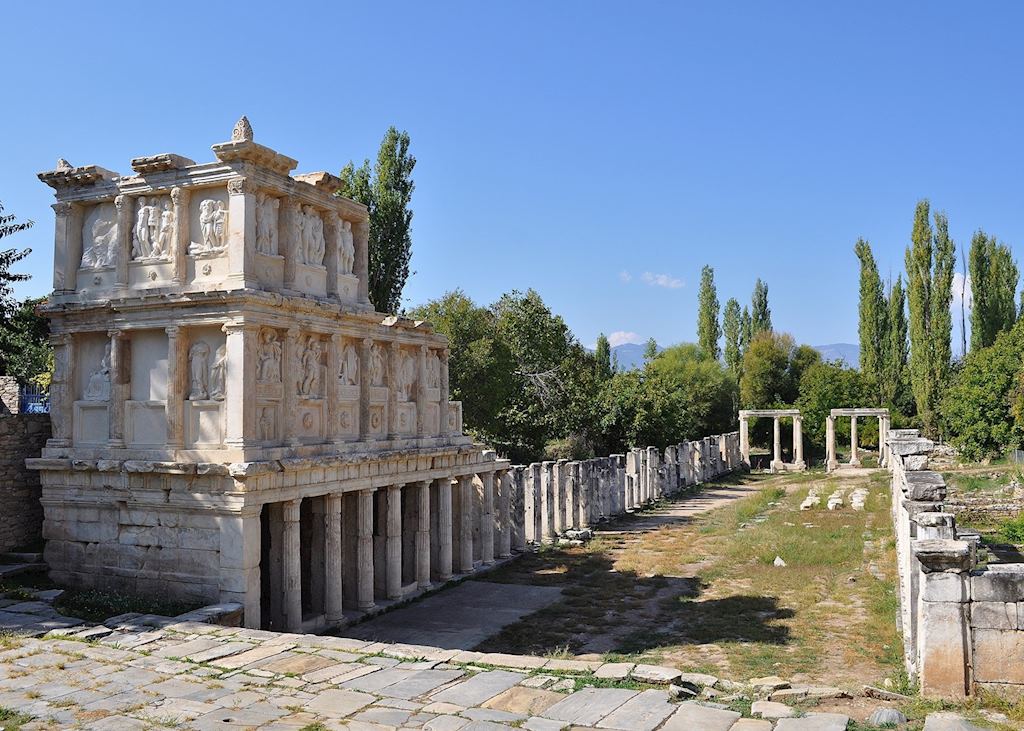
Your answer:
(826, 458), (839, 472)
(849, 459), (861, 468)
(770, 460), (785, 473)
(792, 460), (806, 470)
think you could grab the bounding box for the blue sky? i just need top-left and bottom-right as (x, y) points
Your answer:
(2, 2), (1021, 351)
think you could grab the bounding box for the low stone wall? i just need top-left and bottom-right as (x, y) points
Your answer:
(889, 429), (1024, 699)
(0, 412), (51, 552)
(509, 431), (741, 545)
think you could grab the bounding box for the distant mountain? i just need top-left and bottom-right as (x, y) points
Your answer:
(612, 342), (663, 371)
(813, 343), (859, 367)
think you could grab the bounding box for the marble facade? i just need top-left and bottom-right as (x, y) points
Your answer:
(30, 119), (510, 632)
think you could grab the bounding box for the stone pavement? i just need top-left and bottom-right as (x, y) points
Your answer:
(342, 581), (564, 650)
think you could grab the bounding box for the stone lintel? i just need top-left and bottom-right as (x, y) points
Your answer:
(739, 409), (800, 418)
(129, 153), (197, 174)
(830, 407), (889, 417)
(914, 539), (973, 573)
(38, 163), (119, 189)
(211, 139), (298, 176)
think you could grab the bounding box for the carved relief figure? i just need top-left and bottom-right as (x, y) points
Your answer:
(427, 352), (441, 389)
(398, 352), (417, 401)
(369, 343), (385, 386)
(83, 343), (112, 401)
(81, 217), (118, 269)
(339, 343), (359, 386)
(132, 196), (152, 258)
(188, 341), (210, 400)
(192, 199), (228, 255)
(255, 192), (279, 255)
(209, 345), (227, 401)
(298, 206), (325, 266)
(340, 220), (355, 275)
(131, 196), (174, 261)
(153, 200), (174, 258)
(257, 329), (282, 383)
(298, 336), (322, 397)
(259, 407), (275, 441)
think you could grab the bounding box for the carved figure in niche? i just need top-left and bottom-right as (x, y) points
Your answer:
(291, 208), (304, 263)
(193, 200), (228, 255)
(311, 210), (325, 265)
(209, 345), (227, 401)
(133, 196), (152, 258)
(81, 217), (118, 269)
(153, 200), (174, 258)
(299, 206), (325, 266)
(369, 344), (385, 386)
(83, 343), (112, 401)
(339, 343), (359, 386)
(188, 341), (210, 400)
(397, 352), (417, 401)
(255, 192), (279, 255)
(339, 220), (355, 275)
(256, 329), (282, 383)
(298, 336), (322, 397)
(427, 352), (440, 389)
(258, 407), (275, 441)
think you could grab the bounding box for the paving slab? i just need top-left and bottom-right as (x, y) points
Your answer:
(661, 702), (741, 731)
(483, 686), (564, 716)
(430, 669), (527, 706)
(341, 580), (563, 649)
(922, 712), (992, 731)
(775, 712), (851, 730)
(379, 668), (465, 699)
(596, 688), (674, 730)
(542, 687), (637, 726)
(304, 687), (377, 717)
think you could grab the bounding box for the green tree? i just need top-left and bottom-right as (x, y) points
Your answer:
(594, 333), (613, 380)
(854, 238), (888, 403)
(740, 330), (794, 409)
(339, 127), (415, 313)
(882, 276), (912, 413)
(942, 318), (1024, 460)
(969, 231), (1019, 351)
(905, 200), (955, 435)
(643, 337), (659, 362)
(0, 297), (50, 385)
(696, 265), (721, 359)
(0, 200), (32, 314)
(796, 360), (872, 458)
(722, 297), (742, 377)
(740, 305), (753, 354)
(751, 278), (772, 335)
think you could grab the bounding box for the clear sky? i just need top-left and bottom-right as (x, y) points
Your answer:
(3, 2), (1021, 350)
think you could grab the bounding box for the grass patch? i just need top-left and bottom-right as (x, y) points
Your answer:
(998, 515), (1024, 545)
(0, 706), (33, 729)
(298, 723), (330, 731)
(54, 589), (202, 623)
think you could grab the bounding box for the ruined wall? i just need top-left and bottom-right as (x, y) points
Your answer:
(889, 430), (1024, 699)
(509, 431), (741, 546)
(0, 377), (51, 552)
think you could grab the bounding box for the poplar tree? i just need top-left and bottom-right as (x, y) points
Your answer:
(723, 297), (742, 377)
(854, 238), (888, 402)
(882, 276), (910, 411)
(696, 265), (721, 359)
(740, 306), (752, 354)
(751, 278), (772, 335)
(905, 200), (955, 435)
(969, 231), (1019, 350)
(594, 333), (613, 380)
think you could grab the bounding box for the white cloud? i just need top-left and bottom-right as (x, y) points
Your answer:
(641, 271), (684, 289)
(607, 331), (644, 347)
(952, 272), (973, 311)
(619, 270), (633, 283)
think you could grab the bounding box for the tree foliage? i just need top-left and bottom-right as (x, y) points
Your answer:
(882, 276), (912, 413)
(0, 297), (50, 385)
(854, 238), (887, 403)
(968, 230), (1018, 351)
(339, 127), (415, 314)
(750, 278), (772, 336)
(594, 333), (613, 381)
(0, 200), (32, 314)
(796, 360), (872, 457)
(740, 331), (795, 409)
(696, 265), (721, 359)
(722, 297), (742, 378)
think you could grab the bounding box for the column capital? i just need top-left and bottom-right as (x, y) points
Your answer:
(107, 328), (128, 340)
(222, 321), (258, 335)
(165, 325), (181, 337)
(227, 176), (256, 196)
(170, 186), (186, 205)
(282, 498), (302, 522)
(52, 201), (74, 216)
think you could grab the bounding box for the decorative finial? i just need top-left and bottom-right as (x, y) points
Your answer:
(56, 158), (73, 171)
(232, 116), (253, 142)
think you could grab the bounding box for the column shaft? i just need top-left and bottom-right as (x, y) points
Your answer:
(282, 499), (303, 633)
(437, 478), (453, 580)
(357, 489), (375, 610)
(415, 480), (431, 588)
(325, 493), (344, 623)
(850, 416), (860, 466)
(458, 475), (474, 572)
(386, 485), (402, 599)
(772, 416), (782, 470)
(480, 471), (495, 565)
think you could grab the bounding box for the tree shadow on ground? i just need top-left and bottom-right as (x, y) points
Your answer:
(473, 533), (793, 657)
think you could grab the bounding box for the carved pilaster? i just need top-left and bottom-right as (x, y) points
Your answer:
(416, 345), (428, 437)
(170, 186), (190, 285)
(353, 218), (370, 306)
(439, 349), (450, 436)
(223, 323), (259, 449)
(114, 195), (132, 290)
(328, 333), (342, 444)
(165, 326), (185, 448)
(387, 341), (400, 439)
(48, 334), (73, 446)
(359, 338), (372, 442)
(281, 197), (300, 291)
(324, 211), (341, 300)
(226, 175), (257, 289)
(51, 202), (82, 293)
(283, 327), (300, 446)
(108, 330), (131, 448)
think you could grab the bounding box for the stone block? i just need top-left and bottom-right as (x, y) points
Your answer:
(971, 567), (1024, 603)
(972, 628), (1024, 683)
(970, 601), (1016, 630)
(923, 573), (967, 603)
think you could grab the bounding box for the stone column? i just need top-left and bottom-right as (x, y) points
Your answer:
(826, 415), (838, 471)
(552, 461), (566, 534)
(325, 493), (344, 624)
(226, 177), (257, 288)
(458, 475), (474, 572)
(357, 489), (375, 611)
(415, 480), (431, 588)
(359, 338), (373, 441)
(48, 334), (73, 447)
(850, 416), (860, 467)
(436, 478), (453, 581)
(170, 186), (190, 285)
(793, 415), (805, 469)
(165, 326), (186, 448)
(51, 201), (83, 293)
(108, 330), (130, 448)
(218, 507), (261, 629)
(283, 328), (300, 446)
(498, 470), (513, 557)
(386, 485), (402, 600)
(324, 211), (341, 300)
(578, 462), (591, 529)
(439, 349), (450, 436)
(223, 323), (258, 449)
(879, 415), (889, 467)
(387, 342), (400, 439)
(540, 461), (555, 541)
(114, 195), (131, 291)
(282, 498), (303, 633)
(771, 416), (783, 472)
(416, 345), (428, 437)
(281, 197), (300, 291)
(354, 219), (370, 306)
(480, 471), (495, 565)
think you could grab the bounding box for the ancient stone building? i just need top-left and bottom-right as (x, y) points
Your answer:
(30, 119), (510, 632)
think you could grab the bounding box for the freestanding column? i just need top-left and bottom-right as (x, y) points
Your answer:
(480, 471), (495, 565)
(793, 416), (805, 469)
(415, 480), (431, 588)
(879, 415), (889, 467)
(357, 489), (375, 610)
(498, 470), (513, 557)
(325, 493), (344, 624)
(771, 416), (783, 472)
(826, 415), (838, 471)
(437, 478), (453, 581)
(540, 462), (555, 541)
(282, 498), (303, 633)
(850, 416), (860, 467)
(386, 485), (402, 600)
(458, 475), (474, 573)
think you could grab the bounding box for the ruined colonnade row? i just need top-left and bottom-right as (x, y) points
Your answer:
(738, 409), (805, 473)
(827, 407), (890, 471)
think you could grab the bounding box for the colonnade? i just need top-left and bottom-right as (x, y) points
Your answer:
(260, 468), (509, 632)
(738, 409), (805, 472)
(826, 407), (890, 471)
